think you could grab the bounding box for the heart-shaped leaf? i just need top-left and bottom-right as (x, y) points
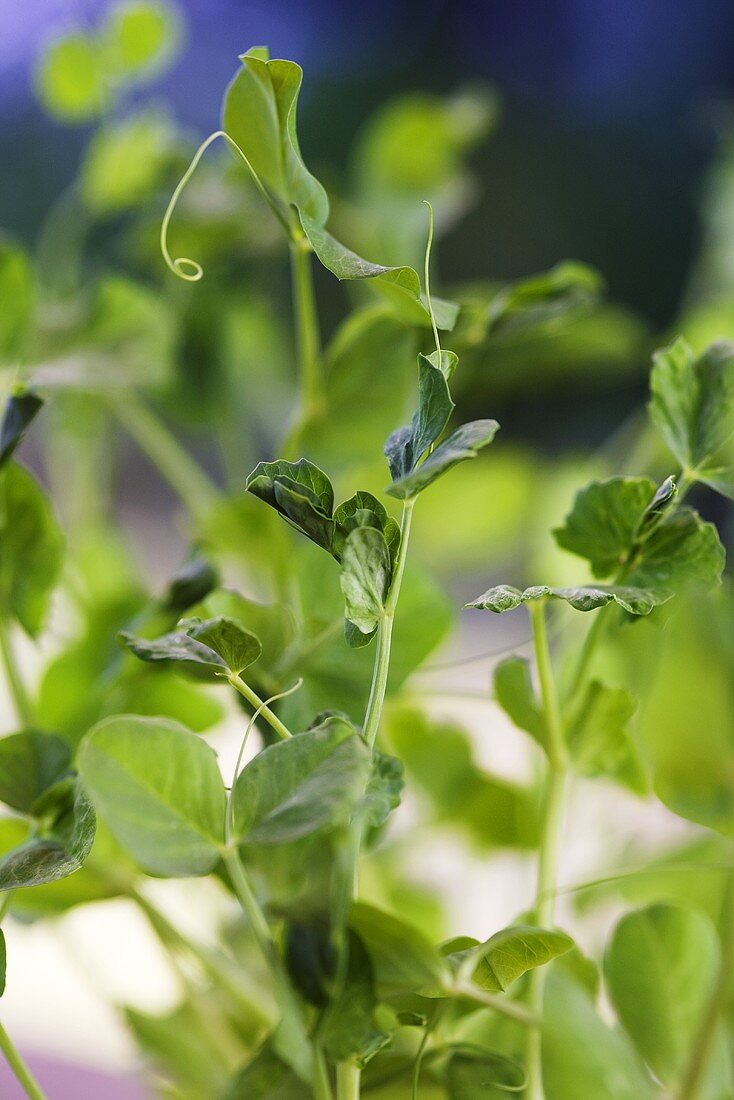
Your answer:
(444, 924), (573, 992)
(568, 682), (647, 794)
(0, 778), (95, 891)
(77, 715), (226, 876)
(340, 526), (392, 635)
(233, 717), (370, 846)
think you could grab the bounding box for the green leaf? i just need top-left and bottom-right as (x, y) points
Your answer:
(567, 682), (647, 794)
(0, 463), (64, 636)
(627, 507), (725, 592)
(0, 241), (34, 362)
(224, 1047), (310, 1100)
(333, 489), (400, 567)
(444, 1049), (525, 1098)
(605, 904), (730, 1093)
(81, 113), (177, 212)
(340, 527), (392, 635)
(321, 931), (387, 1064)
(0, 929), (5, 997)
(161, 556), (220, 613)
(222, 51), (328, 224)
(0, 731), (71, 813)
(467, 584), (668, 616)
(350, 901), (448, 996)
(542, 973), (655, 1099)
(100, 0), (180, 81)
(0, 778), (95, 891)
(387, 419), (499, 500)
(493, 656), (547, 752)
(299, 214), (459, 330)
(486, 260), (604, 336)
(362, 750), (404, 829)
(553, 477), (659, 578)
(233, 717), (370, 845)
(246, 458), (336, 555)
(650, 338), (734, 472)
(119, 628), (229, 674)
(77, 716), (226, 876)
(0, 391), (43, 468)
(385, 353), (455, 482)
(188, 617), (262, 675)
(445, 924), (573, 992)
(35, 32), (107, 122)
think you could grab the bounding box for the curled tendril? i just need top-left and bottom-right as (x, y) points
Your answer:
(224, 677), (304, 846)
(160, 129), (291, 283)
(422, 199), (441, 358)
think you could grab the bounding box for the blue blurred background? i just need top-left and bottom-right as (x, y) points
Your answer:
(4, 0), (734, 328)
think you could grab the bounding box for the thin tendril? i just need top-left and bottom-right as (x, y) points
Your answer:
(422, 200), (441, 358)
(225, 677), (303, 846)
(160, 129), (291, 282)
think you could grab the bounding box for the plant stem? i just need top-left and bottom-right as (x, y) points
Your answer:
(676, 865), (734, 1100)
(336, 1061), (361, 1100)
(227, 674), (293, 741)
(0, 1019), (48, 1100)
(313, 1046), (335, 1100)
(335, 499), (416, 1096)
(454, 984), (538, 1026)
(0, 620), (33, 727)
(526, 601), (569, 1100)
(222, 849), (313, 1083)
(109, 392), (220, 521)
(281, 237), (323, 460)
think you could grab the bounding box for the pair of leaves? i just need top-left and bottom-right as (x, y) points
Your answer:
(553, 475), (725, 593)
(384, 354), (499, 499)
(650, 338), (734, 497)
(468, 583), (669, 617)
(120, 614), (262, 678)
(221, 50), (458, 330)
(246, 459), (399, 641)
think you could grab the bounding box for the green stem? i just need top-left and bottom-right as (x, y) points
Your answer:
(676, 865), (734, 1100)
(454, 984), (538, 1026)
(227, 674), (293, 741)
(336, 1061), (361, 1100)
(0, 1019), (48, 1100)
(0, 620), (33, 727)
(313, 1046), (335, 1100)
(222, 849), (312, 1083)
(526, 601), (569, 1100)
(109, 392), (220, 521)
(282, 238), (323, 460)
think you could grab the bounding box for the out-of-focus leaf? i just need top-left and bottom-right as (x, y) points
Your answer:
(0, 731), (71, 814)
(567, 682), (647, 794)
(321, 931), (388, 1064)
(0, 779), (95, 891)
(605, 904), (731, 1095)
(650, 338), (734, 473)
(350, 901), (448, 996)
(0, 390), (43, 468)
(224, 1046), (309, 1100)
(161, 556), (220, 613)
(467, 583), (668, 616)
(0, 463), (64, 636)
(542, 973), (655, 1099)
(362, 750), (404, 829)
(81, 113), (178, 212)
(0, 241), (33, 362)
(493, 656), (547, 752)
(443, 925), (573, 993)
(77, 715), (225, 876)
(35, 32), (107, 122)
(100, 0), (181, 81)
(444, 1049), (525, 1098)
(486, 261), (604, 336)
(385, 706), (539, 849)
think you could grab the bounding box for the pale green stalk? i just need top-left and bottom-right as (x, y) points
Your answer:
(0, 620), (33, 727)
(226, 673), (293, 742)
(109, 392), (219, 521)
(0, 1020), (48, 1100)
(525, 600), (569, 1100)
(676, 865), (734, 1100)
(336, 1062), (361, 1100)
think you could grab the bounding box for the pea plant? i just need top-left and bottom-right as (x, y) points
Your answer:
(1, 28), (734, 1100)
